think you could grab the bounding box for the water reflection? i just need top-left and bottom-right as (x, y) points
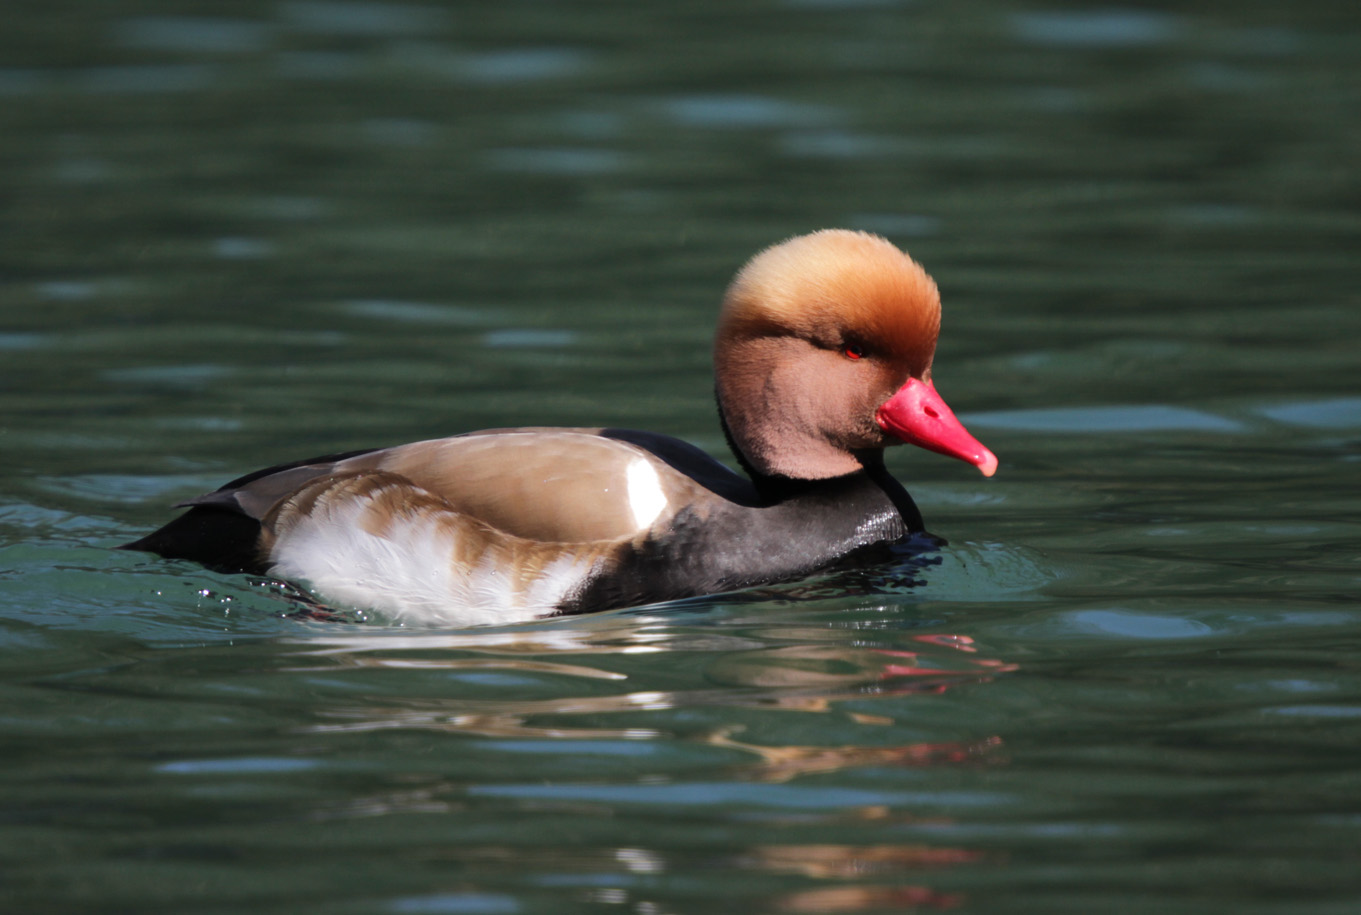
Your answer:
(288, 617), (1013, 766)
(707, 635), (1016, 690)
(748, 842), (982, 877)
(285, 621), (679, 660)
(383, 843), (974, 913)
(310, 698), (667, 740)
(188, 613), (1005, 911)
(771, 883), (965, 912)
(710, 729), (1003, 783)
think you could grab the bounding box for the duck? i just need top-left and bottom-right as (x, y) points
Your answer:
(124, 230), (997, 626)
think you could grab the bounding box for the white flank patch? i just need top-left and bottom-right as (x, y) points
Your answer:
(268, 482), (596, 627)
(625, 457), (667, 530)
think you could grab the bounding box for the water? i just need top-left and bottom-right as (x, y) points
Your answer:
(3, 1), (1360, 912)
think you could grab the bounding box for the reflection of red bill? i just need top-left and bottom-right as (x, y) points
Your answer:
(875, 634), (1018, 680)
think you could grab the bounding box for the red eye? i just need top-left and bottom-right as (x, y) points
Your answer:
(843, 344), (865, 360)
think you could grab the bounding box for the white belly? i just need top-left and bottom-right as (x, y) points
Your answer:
(267, 480), (601, 627)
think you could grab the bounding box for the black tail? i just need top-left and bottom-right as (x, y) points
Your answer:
(120, 447), (382, 575)
(120, 506), (268, 575)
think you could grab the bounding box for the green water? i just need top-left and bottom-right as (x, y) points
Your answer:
(3, 1), (1360, 912)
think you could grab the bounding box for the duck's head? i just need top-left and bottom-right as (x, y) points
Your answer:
(714, 229), (997, 481)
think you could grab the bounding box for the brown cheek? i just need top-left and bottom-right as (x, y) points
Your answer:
(810, 356), (861, 418)
(867, 390), (896, 444)
(872, 364), (903, 403)
(832, 362), (895, 448)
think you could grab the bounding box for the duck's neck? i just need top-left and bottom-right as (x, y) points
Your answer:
(855, 450), (926, 532)
(717, 399), (925, 531)
(716, 398), (790, 501)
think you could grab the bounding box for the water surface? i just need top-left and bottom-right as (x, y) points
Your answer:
(2, 1), (1360, 912)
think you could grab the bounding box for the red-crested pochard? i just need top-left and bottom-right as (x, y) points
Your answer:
(125, 230), (996, 626)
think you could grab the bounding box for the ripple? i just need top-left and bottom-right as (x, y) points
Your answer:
(963, 404), (1243, 433)
(1015, 86), (1090, 112)
(249, 195), (330, 220)
(394, 44), (590, 84)
(486, 147), (625, 175)
(279, 1), (448, 36)
(390, 893), (520, 914)
(0, 333), (50, 350)
(157, 756), (321, 774)
(547, 110), (625, 139)
(459, 48), (589, 83)
(275, 50), (363, 80)
(926, 541), (1055, 602)
(850, 213), (941, 238)
(76, 64), (219, 94)
(468, 781), (1010, 810)
(1257, 397), (1361, 429)
(104, 364), (234, 387)
(35, 280), (98, 300)
(482, 740), (660, 757)
(153, 416), (245, 432)
(1169, 204), (1258, 227)
(786, 0), (905, 6)
(35, 474), (212, 504)
(1010, 10), (1183, 48)
(483, 329), (576, 348)
(213, 237), (274, 259)
(779, 130), (899, 158)
(1265, 705), (1361, 719)
(0, 69), (48, 95)
(1066, 609), (1214, 640)
(1226, 27), (1303, 57)
(362, 118), (434, 146)
(115, 17), (275, 54)
(1187, 62), (1268, 92)
(661, 94), (835, 129)
(343, 300), (496, 325)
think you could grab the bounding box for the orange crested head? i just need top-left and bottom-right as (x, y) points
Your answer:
(717, 229), (941, 378)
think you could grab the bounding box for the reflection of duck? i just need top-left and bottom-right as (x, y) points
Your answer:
(126, 230), (996, 625)
(746, 842), (982, 879)
(706, 636), (1018, 691)
(774, 884), (965, 913)
(708, 728), (1004, 783)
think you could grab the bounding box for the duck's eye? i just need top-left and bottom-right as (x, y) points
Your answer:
(843, 344), (865, 360)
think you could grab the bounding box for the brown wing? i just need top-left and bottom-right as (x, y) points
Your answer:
(336, 429), (718, 542)
(202, 428), (720, 544)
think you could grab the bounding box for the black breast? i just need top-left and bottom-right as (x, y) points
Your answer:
(559, 460), (924, 614)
